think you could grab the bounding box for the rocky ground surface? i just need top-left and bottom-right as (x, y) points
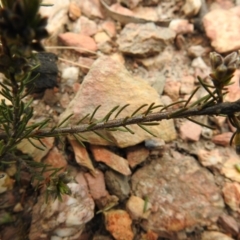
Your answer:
(1, 0), (240, 239)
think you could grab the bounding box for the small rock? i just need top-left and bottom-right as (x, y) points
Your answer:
(126, 195), (152, 219)
(202, 127), (213, 140)
(60, 92), (70, 109)
(218, 213), (239, 237)
(77, 16), (98, 36)
(180, 75), (195, 95)
(68, 2), (81, 21)
(90, 145), (131, 176)
(140, 231), (158, 240)
(117, 23), (176, 57)
(188, 45), (206, 58)
(179, 120), (202, 141)
(197, 149), (223, 167)
(221, 150), (240, 182)
(84, 170), (109, 201)
(78, 56), (95, 73)
(144, 138), (165, 150)
(80, 0), (103, 19)
(182, 0), (202, 17)
(212, 132), (232, 146)
(191, 57), (208, 69)
(69, 140), (95, 173)
(0, 172), (14, 194)
(105, 170), (130, 201)
(104, 210), (134, 240)
(13, 203), (23, 212)
(102, 20), (116, 38)
(94, 32), (111, 44)
(132, 6), (158, 21)
(110, 3), (134, 16)
(222, 182), (240, 212)
(201, 231), (234, 240)
(126, 145), (149, 168)
(136, 49), (172, 70)
(43, 88), (59, 106)
(42, 147), (68, 177)
(163, 79), (181, 101)
(58, 32), (97, 53)
(203, 7), (240, 52)
(169, 19), (194, 34)
(61, 66), (79, 82)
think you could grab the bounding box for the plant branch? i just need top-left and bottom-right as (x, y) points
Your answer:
(0, 99), (238, 139)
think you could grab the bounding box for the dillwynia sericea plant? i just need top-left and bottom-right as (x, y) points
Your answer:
(0, 0), (240, 201)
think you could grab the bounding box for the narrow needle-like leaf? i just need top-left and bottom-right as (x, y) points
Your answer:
(115, 104), (130, 118)
(186, 117), (215, 130)
(160, 100), (187, 112)
(131, 104), (148, 117)
(58, 114), (74, 128)
(137, 124), (157, 137)
(184, 86), (200, 107)
(102, 106), (119, 122)
(89, 105), (101, 123)
(92, 130), (113, 143)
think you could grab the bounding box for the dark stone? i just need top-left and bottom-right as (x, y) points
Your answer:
(29, 52), (58, 93)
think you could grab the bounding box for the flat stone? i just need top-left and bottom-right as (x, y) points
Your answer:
(212, 132), (232, 147)
(203, 6), (240, 53)
(222, 182), (240, 212)
(59, 56), (176, 147)
(126, 145), (149, 168)
(218, 213), (239, 237)
(117, 23), (176, 57)
(104, 170), (130, 201)
(58, 32), (97, 53)
(169, 19), (194, 34)
(131, 151), (224, 238)
(179, 120), (202, 142)
(90, 145), (131, 176)
(80, 0), (103, 19)
(68, 2), (81, 21)
(84, 170), (109, 200)
(69, 140), (95, 173)
(76, 16), (98, 36)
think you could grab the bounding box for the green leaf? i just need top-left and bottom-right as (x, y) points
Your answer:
(92, 130), (113, 143)
(89, 105), (101, 123)
(58, 114), (74, 128)
(131, 104), (148, 117)
(115, 104), (130, 118)
(137, 124), (157, 137)
(73, 134), (86, 148)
